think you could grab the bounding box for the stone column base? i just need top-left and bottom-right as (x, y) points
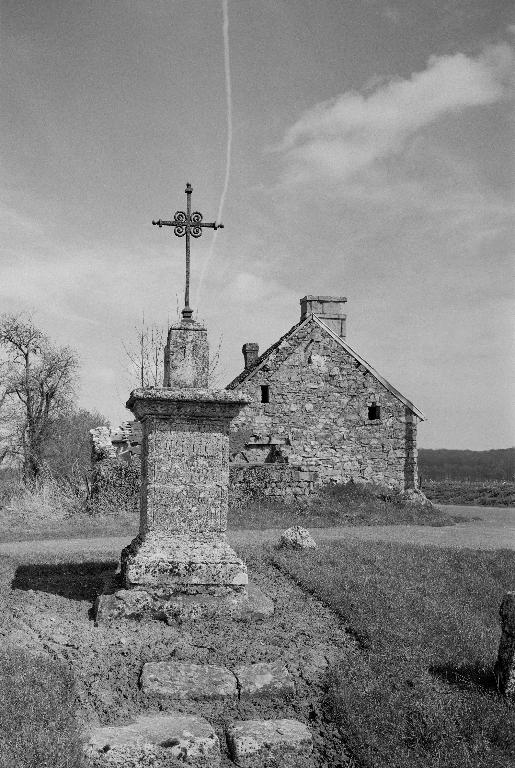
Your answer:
(92, 531), (269, 624)
(94, 581), (274, 624)
(120, 532), (248, 592)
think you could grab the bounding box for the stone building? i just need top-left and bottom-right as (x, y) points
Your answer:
(227, 295), (424, 492)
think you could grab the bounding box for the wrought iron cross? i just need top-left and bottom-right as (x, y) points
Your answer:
(152, 183), (224, 322)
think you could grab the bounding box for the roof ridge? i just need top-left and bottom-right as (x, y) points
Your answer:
(226, 313), (424, 420)
(226, 316), (309, 389)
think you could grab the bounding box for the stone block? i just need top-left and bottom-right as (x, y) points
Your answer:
(94, 586), (251, 624)
(85, 712), (220, 767)
(226, 719), (313, 768)
(141, 660), (237, 699)
(495, 592), (515, 697)
(234, 661), (295, 698)
(94, 589), (153, 624)
(163, 321), (209, 389)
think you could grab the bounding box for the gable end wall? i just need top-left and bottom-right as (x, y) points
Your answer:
(230, 319), (418, 490)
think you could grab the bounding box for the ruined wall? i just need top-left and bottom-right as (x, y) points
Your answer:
(229, 320), (418, 491)
(87, 458), (140, 516)
(88, 424), (141, 516)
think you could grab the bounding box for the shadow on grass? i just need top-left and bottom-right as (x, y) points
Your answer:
(12, 560), (118, 601)
(430, 661), (498, 693)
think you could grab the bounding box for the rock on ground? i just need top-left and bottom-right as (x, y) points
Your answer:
(85, 712), (220, 767)
(226, 718), (314, 767)
(279, 526), (317, 550)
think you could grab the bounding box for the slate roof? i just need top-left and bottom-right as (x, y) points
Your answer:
(227, 314), (425, 420)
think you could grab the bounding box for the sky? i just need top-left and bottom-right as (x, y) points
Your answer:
(1, 0), (514, 449)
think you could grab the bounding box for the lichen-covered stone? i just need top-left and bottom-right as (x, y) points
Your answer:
(226, 719), (313, 767)
(85, 712), (220, 767)
(279, 526), (317, 550)
(495, 592), (515, 697)
(234, 661), (295, 698)
(141, 661), (237, 699)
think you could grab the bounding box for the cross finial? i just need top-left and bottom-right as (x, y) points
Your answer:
(152, 183), (224, 322)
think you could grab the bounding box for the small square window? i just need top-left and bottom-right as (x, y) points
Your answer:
(368, 403), (381, 420)
(260, 385), (270, 404)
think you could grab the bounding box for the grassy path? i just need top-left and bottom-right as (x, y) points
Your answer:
(0, 505), (513, 557)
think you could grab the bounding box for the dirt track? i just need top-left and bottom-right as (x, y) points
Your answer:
(0, 505), (513, 558)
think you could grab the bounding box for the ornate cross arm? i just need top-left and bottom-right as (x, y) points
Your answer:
(152, 218), (224, 232)
(152, 183), (224, 322)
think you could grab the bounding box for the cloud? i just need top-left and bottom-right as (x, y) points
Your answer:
(278, 43), (513, 184)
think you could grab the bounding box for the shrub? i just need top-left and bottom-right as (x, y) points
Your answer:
(229, 480), (452, 529)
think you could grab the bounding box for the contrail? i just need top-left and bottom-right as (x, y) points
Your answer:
(196, 0), (232, 310)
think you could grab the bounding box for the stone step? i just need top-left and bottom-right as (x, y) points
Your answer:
(226, 718), (314, 767)
(235, 661), (295, 698)
(85, 712), (220, 767)
(141, 660), (294, 700)
(141, 660), (238, 699)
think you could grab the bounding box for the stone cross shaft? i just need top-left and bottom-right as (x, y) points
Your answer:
(152, 183), (224, 323)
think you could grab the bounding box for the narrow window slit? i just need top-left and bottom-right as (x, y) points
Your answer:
(368, 402), (380, 420)
(261, 385), (270, 404)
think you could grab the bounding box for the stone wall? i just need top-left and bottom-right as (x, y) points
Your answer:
(229, 464), (318, 504)
(229, 319), (418, 491)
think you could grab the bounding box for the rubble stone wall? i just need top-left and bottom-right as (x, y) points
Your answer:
(229, 320), (419, 491)
(229, 464), (318, 503)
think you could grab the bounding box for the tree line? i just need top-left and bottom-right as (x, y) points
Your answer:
(418, 448), (515, 482)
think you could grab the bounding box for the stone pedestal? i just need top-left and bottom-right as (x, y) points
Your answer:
(95, 321), (251, 622)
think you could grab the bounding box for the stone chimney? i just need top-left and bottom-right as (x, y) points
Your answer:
(300, 295), (347, 337)
(242, 343), (259, 369)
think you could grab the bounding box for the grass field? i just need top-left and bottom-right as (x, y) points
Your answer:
(0, 647), (84, 768)
(273, 540), (515, 768)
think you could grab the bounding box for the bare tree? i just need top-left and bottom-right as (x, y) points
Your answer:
(123, 318), (167, 388)
(0, 313), (78, 483)
(123, 316), (225, 389)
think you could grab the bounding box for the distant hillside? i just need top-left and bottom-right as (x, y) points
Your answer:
(418, 448), (515, 481)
